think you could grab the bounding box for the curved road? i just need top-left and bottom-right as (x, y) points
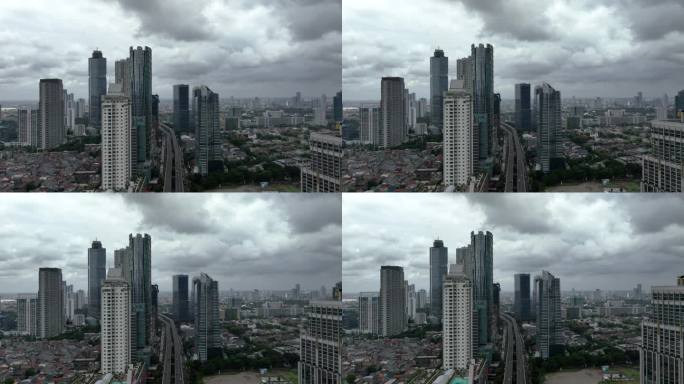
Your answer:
(159, 123), (185, 192)
(160, 314), (185, 384)
(501, 123), (528, 192)
(501, 312), (527, 384)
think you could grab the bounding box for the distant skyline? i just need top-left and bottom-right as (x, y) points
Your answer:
(343, 0), (684, 100)
(0, 194), (342, 293)
(343, 194), (684, 293)
(0, 0), (341, 101)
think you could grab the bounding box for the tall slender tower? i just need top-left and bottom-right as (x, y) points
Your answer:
(101, 268), (131, 374)
(38, 268), (64, 339)
(464, 231), (493, 346)
(471, 44), (494, 162)
(88, 240), (107, 321)
(534, 83), (561, 173)
(380, 266), (406, 336)
(535, 271), (561, 359)
(173, 274), (190, 322)
(39, 79), (65, 149)
(298, 301), (342, 384)
(193, 86), (221, 176)
(193, 273), (220, 361)
(514, 273), (531, 321)
(16, 297), (37, 336)
(129, 46), (152, 172)
(430, 49), (449, 130)
(114, 59), (131, 97)
(89, 50), (107, 130)
(429, 239), (449, 322)
(358, 292), (380, 335)
(515, 83), (531, 132)
(380, 77), (406, 148)
(442, 272), (473, 372)
(101, 84), (132, 191)
(173, 84), (190, 133)
(443, 79), (475, 189)
(129, 233), (152, 360)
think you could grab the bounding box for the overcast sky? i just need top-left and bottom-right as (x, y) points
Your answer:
(0, 0), (341, 101)
(343, 0), (684, 100)
(343, 194), (684, 294)
(0, 194), (341, 293)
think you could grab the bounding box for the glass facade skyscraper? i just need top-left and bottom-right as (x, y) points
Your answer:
(129, 46), (152, 172)
(429, 239), (449, 321)
(173, 84), (190, 133)
(88, 50), (107, 130)
(87, 240), (107, 321)
(534, 83), (561, 173)
(430, 49), (449, 130)
(471, 44), (494, 162)
(515, 83), (531, 132)
(193, 85), (221, 176)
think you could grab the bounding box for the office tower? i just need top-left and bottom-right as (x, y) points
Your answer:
(492, 282), (500, 338)
(89, 50), (107, 130)
(193, 273), (220, 361)
(128, 233), (152, 360)
(333, 91), (343, 122)
(101, 268), (131, 374)
(641, 120), (684, 192)
(18, 106), (38, 146)
(114, 59), (131, 97)
(64, 91), (75, 132)
(641, 277), (684, 383)
(407, 284), (416, 321)
(380, 77), (406, 148)
(173, 274), (190, 322)
(535, 271), (561, 359)
(456, 56), (474, 95)
(39, 79), (65, 150)
(114, 247), (133, 284)
(193, 85), (220, 176)
(101, 83), (132, 191)
(463, 231), (493, 345)
(359, 292), (380, 335)
(88, 240), (107, 321)
(151, 284), (158, 342)
(514, 273), (531, 321)
(173, 84), (190, 133)
(417, 289), (427, 310)
(471, 44), (494, 161)
(37, 268), (64, 339)
(333, 282), (343, 301)
(407, 92), (417, 131)
(534, 83), (561, 173)
(442, 272), (473, 372)
(16, 298), (37, 336)
(300, 132), (342, 192)
(515, 83), (531, 132)
(429, 240), (449, 321)
(380, 266), (405, 336)
(129, 46), (152, 170)
(360, 106), (380, 145)
(443, 79), (475, 189)
(430, 49), (449, 130)
(299, 301), (342, 384)
(455, 246), (469, 265)
(675, 90), (684, 119)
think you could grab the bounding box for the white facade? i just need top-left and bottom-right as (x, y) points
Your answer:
(442, 273), (473, 372)
(101, 268), (131, 374)
(360, 106), (379, 145)
(358, 292), (379, 335)
(101, 84), (132, 191)
(443, 80), (475, 189)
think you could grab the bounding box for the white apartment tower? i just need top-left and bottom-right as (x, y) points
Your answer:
(101, 83), (132, 191)
(442, 272), (474, 372)
(443, 79), (475, 189)
(358, 292), (380, 335)
(101, 268), (131, 374)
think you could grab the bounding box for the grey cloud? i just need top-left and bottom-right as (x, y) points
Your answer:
(457, 0), (554, 41)
(121, 195), (218, 235)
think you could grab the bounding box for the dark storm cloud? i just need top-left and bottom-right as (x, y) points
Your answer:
(0, 0), (340, 100)
(343, 195), (684, 293)
(343, 0), (684, 100)
(0, 194), (341, 293)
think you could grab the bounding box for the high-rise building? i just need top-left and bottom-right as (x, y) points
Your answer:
(173, 84), (190, 133)
(429, 239), (449, 321)
(129, 233), (152, 359)
(407, 92), (417, 131)
(471, 44), (494, 161)
(129, 46), (152, 172)
(39, 79), (65, 150)
(463, 231), (493, 346)
(430, 49), (449, 130)
(514, 273), (531, 321)
(675, 90), (684, 119)
(299, 301), (342, 384)
(515, 83), (531, 132)
(300, 132), (342, 192)
(193, 273), (220, 362)
(89, 50), (107, 130)
(193, 85), (220, 176)
(16, 297), (37, 336)
(18, 106), (38, 147)
(534, 83), (561, 173)
(333, 91), (343, 122)
(360, 106), (380, 145)
(641, 120), (684, 192)
(535, 271), (561, 359)
(456, 56), (474, 95)
(101, 83), (132, 191)
(38, 268), (64, 339)
(173, 274), (190, 322)
(88, 240), (107, 321)
(101, 268), (131, 374)
(640, 277), (684, 383)
(114, 59), (130, 97)
(407, 284), (416, 321)
(443, 79), (476, 189)
(359, 292), (380, 335)
(417, 289), (427, 310)
(380, 266), (405, 337)
(380, 77), (406, 148)
(442, 272), (473, 372)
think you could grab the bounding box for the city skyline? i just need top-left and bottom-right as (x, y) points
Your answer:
(0, 0), (342, 101)
(342, 194), (684, 292)
(343, 0), (684, 100)
(0, 194), (341, 293)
